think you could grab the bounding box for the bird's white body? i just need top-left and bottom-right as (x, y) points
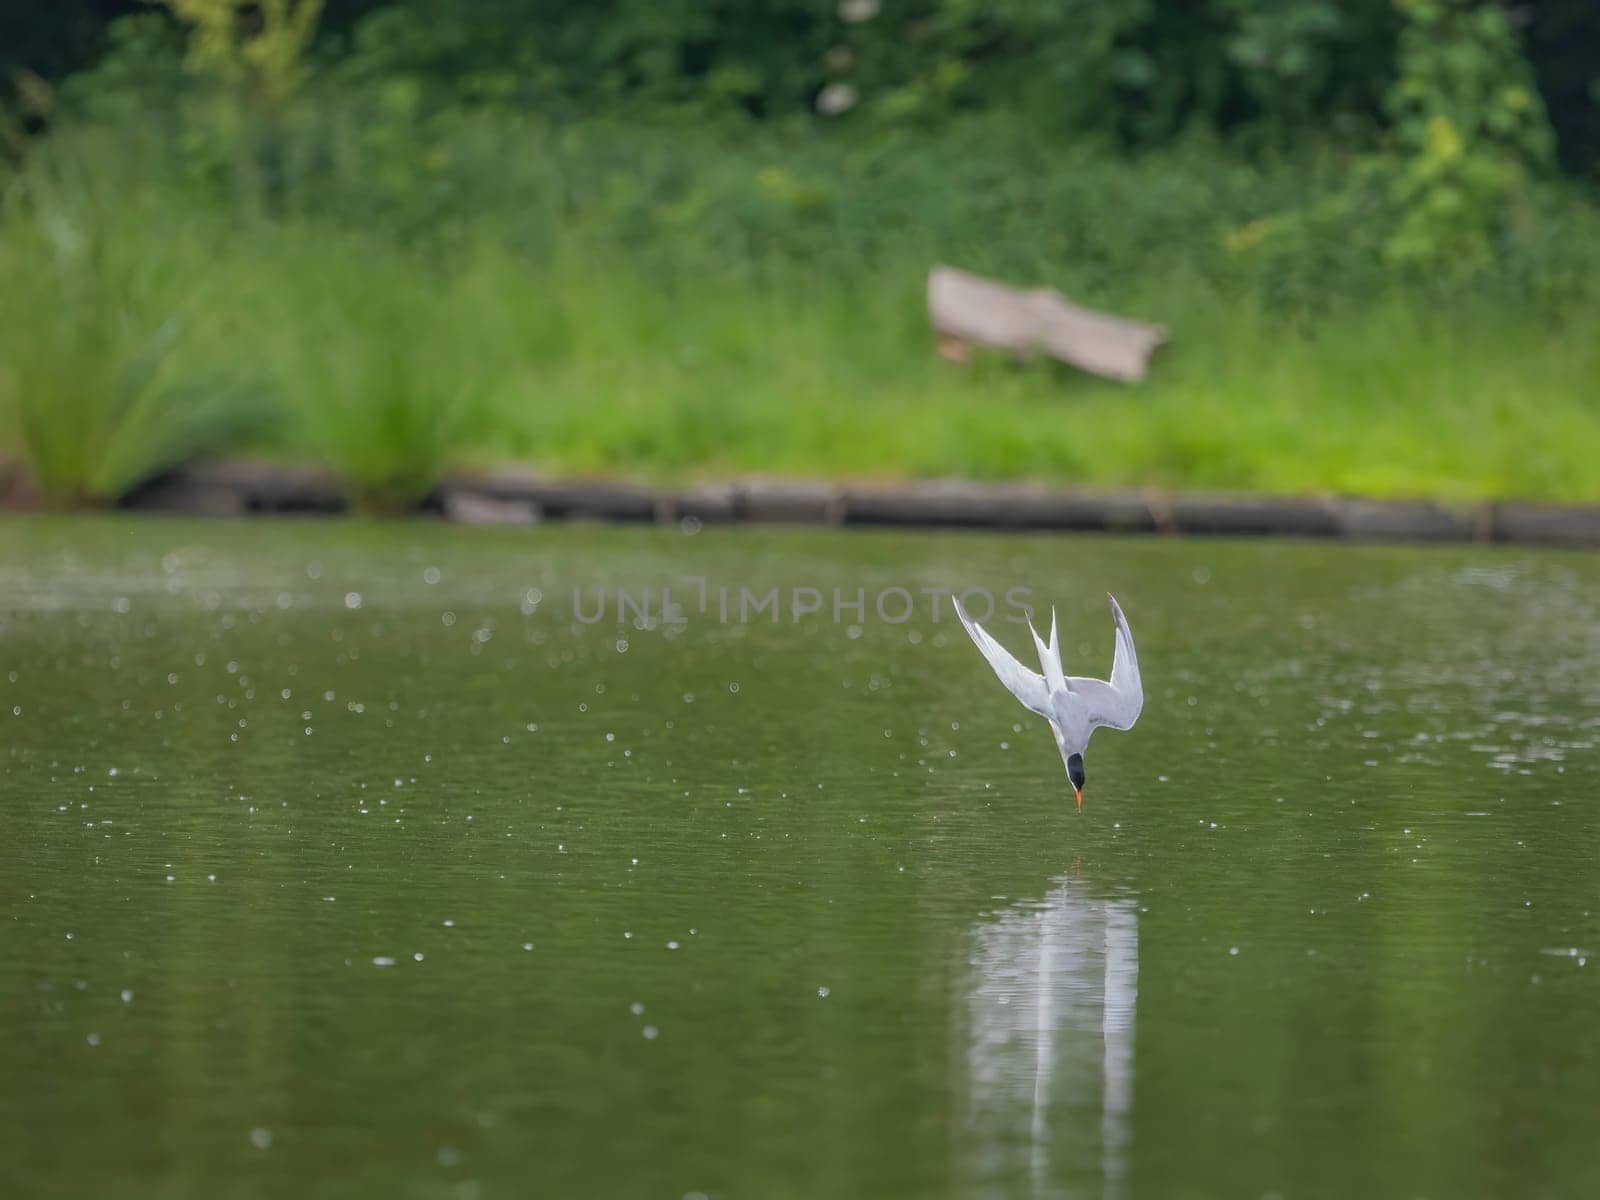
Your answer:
(954, 593), (1143, 799)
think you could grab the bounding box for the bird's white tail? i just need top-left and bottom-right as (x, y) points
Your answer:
(1028, 607), (1067, 694)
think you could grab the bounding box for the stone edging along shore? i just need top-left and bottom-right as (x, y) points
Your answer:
(103, 460), (1600, 547)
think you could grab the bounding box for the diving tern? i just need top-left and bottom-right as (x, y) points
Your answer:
(953, 593), (1143, 808)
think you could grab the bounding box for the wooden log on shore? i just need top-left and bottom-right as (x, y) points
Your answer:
(927, 266), (1167, 382)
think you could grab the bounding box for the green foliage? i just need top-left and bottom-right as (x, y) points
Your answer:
(318, 0), (1399, 146)
(147, 0), (322, 103)
(0, 145), (259, 506)
(11, 1), (1600, 175)
(1382, 0), (1555, 270)
(4, 12), (1600, 507)
(497, 278), (1600, 502)
(263, 234), (498, 511)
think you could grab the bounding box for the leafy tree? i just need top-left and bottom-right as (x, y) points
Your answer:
(147, 0), (322, 103)
(1383, 0), (1555, 269)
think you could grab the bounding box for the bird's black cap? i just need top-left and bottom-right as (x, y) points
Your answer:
(1066, 753), (1086, 794)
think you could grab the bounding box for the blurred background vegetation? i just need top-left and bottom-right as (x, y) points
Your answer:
(1, 0), (1598, 508)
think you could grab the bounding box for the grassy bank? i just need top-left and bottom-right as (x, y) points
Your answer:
(3, 110), (1599, 507)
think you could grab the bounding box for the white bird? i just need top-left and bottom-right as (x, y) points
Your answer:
(953, 593), (1143, 808)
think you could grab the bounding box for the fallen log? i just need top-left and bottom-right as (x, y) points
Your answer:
(927, 265), (1167, 383)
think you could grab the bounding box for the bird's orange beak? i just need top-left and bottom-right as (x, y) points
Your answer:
(1074, 787), (1083, 810)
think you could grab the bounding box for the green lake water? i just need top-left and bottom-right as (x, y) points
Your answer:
(3, 516), (1598, 1199)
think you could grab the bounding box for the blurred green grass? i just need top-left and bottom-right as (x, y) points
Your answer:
(3, 111), (1599, 506)
(0, 158), (261, 504)
(491, 276), (1600, 502)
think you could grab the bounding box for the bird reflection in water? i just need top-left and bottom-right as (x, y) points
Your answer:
(963, 868), (1138, 1199)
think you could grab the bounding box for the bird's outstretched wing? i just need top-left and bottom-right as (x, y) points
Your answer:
(953, 595), (1052, 718)
(1067, 593), (1143, 732)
